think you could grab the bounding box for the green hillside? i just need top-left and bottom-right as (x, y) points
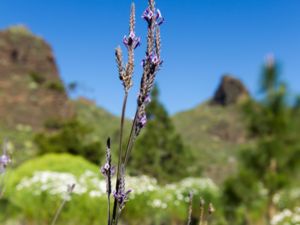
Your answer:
(73, 97), (249, 183)
(73, 98), (131, 153)
(172, 102), (247, 183)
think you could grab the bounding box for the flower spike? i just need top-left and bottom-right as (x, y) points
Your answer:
(123, 31), (141, 50)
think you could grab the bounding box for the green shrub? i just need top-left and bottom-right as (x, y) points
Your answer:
(5, 154), (106, 225)
(44, 118), (64, 130)
(29, 72), (45, 84)
(46, 81), (65, 92)
(34, 119), (104, 164)
(5, 154), (221, 225)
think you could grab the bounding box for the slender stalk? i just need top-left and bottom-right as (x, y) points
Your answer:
(51, 198), (68, 225)
(107, 195), (111, 225)
(199, 199), (205, 225)
(0, 168), (10, 198)
(0, 174), (5, 198)
(187, 192), (193, 225)
(123, 110), (138, 166)
(51, 184), (75, 225)
(112, 92), (129, 225)
(112, 108), (138, 224)
(117, 92), (128, 174)
(114, 209), (122, 225)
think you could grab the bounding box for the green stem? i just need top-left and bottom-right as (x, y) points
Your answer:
(107, 195), (111, 225)
(114, 208), (122, 225)
(112, 92), (128, 225)
(0, 174), (4, 198)
(199, 205), (204, 225)
(117, 92), (128, 174)
(51, 198), (68, 225)
(123, 110), (138, 166)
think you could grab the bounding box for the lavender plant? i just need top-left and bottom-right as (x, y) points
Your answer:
(0, 139), (11, 198)
(100, 0), (164, 224)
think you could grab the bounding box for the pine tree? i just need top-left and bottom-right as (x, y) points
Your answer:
(130, 85), (191, 183)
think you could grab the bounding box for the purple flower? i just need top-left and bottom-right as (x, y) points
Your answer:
(113, 165), (131, 210)
(123, 31), (141, 50)
(100, 138), (115, 194)
(142, 8), (164, 26)
(100, 163), (116, 177)
(142, 8), (154, 25)
(113, 189), (132, 210)
(155, 9), (164, 26)
(0, 154), (10, 167)
(137, 114), (147, 129)
(0, 154), (10, 174)
(141, 52), (162, 67)
(145, 95), (151, 104)
(149, 52), (160, 65)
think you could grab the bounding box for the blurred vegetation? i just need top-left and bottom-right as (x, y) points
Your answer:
(73, 99), (131, 159)
(131, 86), (194, 183)
(46, 81), (66, 92)
(34, 119), (104, 165)
(0, 124), (36, 166)
(29, 72), (46, 85)
(2, 154), (220, 225)
(173, 102), (246, 183)
(222, 58), (300, 225)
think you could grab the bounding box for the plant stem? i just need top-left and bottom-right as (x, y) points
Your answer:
(199, 205), (205, 225)
(115, 208), (122, 225)
(107, 195), (111, 225)
(51, 198), (68, 225)
(112, 92), (128, 225)
(117, 92), (128, 174)
(123, 110), (138, 166)
(0, 174), (4, 198)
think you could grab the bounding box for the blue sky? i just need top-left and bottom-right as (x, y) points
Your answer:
(0, 0), (299, 117)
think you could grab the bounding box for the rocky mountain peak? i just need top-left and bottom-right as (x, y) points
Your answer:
(211, 75), (249, 106)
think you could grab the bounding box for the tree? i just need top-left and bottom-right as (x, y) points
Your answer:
(130, 85), (192, 183)
(223, 56), (300, 224)
(35, 119), (104, 164)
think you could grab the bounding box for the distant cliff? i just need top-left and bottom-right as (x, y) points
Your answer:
(211, 75), (249, 106)
(0, 26), (72, 130)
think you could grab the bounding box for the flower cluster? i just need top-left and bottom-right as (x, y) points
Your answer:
(100, 139), (115, 177)
(271, 207), (300, 225)
(137, 1), (164, 113)
(100, 138), (115, 195)
(0, 154), (10, 173)
(123, 31), (141, 50)
(16, 171), (94, 199)
(117, 3), (140, 93)
(15, 170), (218, 204)
(142, 8), (164, 26)
(141, 52), (162, 69)
(135, 106), (147, 136)
(0, 141), (11, 174)
(113, 166), (132, 210)
(113, 189), (132, 210)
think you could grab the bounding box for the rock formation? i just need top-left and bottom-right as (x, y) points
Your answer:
(211, 75), (249, 106)
(0, 26), (72, 130)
